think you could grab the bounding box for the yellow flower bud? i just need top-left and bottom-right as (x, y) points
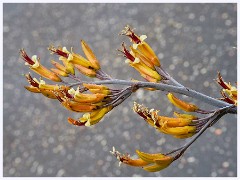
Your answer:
(167, 93), (199, 112)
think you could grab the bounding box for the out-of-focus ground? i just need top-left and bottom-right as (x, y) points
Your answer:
(3, 3), (237, 177)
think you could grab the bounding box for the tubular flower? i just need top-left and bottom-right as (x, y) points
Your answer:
(24, 73), (41, 93)
(74, 64), (97, 77)
(118, 43), (161, 82)
(24, 73), (70, 99)
(81, 40), (101, 70)
(80, 106), (113, 126)
(167, 93), (199, 112)
(216, 72), (237, 105)
(67, 84), (136, 127)
(49, 46), (75, 75)
(110, 147), (173, 172)
(50, 60), (69, 77)
(65, 84), (112, 126)
(48, 43), (106, 79)
(120, 25), (160, 67)
(67, 105), (112, 127)
(48, 43), (102, 78)
(20, 49), (62, 82)
(58, 96), (98, 112)
(133, 102), (197, 138)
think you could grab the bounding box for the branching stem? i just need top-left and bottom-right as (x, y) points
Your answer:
(173, 105), (233, 161)
(69, 79), (237, 114)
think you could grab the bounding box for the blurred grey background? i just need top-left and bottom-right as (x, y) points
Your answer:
(3, 3), (237, 177)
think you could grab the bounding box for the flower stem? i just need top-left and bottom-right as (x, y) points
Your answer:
(173, 105), (233, 161)
(69, 79), (237, 114)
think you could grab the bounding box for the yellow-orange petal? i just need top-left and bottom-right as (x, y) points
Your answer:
(167, 93), (199, 112)
(24, 86), (41, 93)
(51, 68), (68, 77)
(81, 40), (100, 70)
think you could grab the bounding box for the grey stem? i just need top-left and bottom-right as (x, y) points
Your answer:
(69, 79), (237, 114)
(173, 105), (231, 161)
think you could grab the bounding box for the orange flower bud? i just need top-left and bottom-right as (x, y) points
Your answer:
(74, 64), (96, 77)
(167, 93), (199, 112)
(81, 40), (100, 70)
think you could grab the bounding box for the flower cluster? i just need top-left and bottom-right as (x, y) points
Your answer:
(20, 25), (237, 173)
(67, 84), (134, 126)
(118, 25), (163, 83)
(110, 147), (173, 172)
(21, 40), (135, 127)
(133, 102), (198, 139)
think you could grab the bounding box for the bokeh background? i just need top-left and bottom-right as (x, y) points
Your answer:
(3, 3), (237, 177)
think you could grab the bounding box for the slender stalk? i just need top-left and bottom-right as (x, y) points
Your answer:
(156, 66), (184, 87)
(173, 105), (231, 161)
(69, 79), (237, 113)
